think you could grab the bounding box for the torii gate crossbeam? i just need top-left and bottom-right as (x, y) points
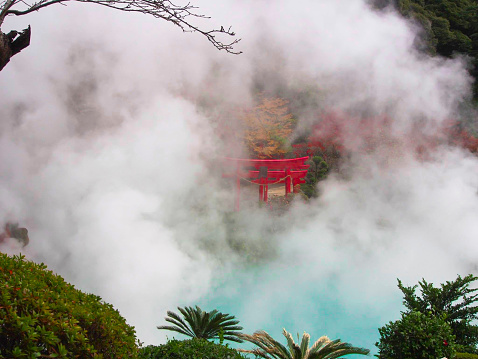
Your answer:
(222, 157), (310, 211)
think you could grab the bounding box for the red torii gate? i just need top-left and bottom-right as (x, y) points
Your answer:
(222, 157), (309, 211)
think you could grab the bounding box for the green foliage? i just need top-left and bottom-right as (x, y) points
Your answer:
(157, 306), (244, 343)
(299, 184), (316, 199)
(239, 328), (370, 359)
(302, 156), (329, 198)
(376, 310), (456, 359)
(398, 274), (478, 352)
(395, 0), (478, 96)
(0, 253), (138, 358)
(138, 338), (248, 359)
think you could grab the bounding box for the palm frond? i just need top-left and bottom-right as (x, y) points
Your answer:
(240, 329), (369, 359)
(308, 335), (330, 354)
(299, 331), (311, 358)
(308, 338), (370, 359)
(157, 305), (243, 342)
(321, 341), (370, 359)
(282, 329), (302, 359)
(155, 325), (191, 337)
(157, 310), (195, 337)
(239, 330), (292, 359)
(178, 306), (201, 337)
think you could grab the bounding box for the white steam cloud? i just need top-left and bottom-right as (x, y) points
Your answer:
(0, 0), (477, 352)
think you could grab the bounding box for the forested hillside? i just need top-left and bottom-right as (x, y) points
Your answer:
(373, 0), (478, 98)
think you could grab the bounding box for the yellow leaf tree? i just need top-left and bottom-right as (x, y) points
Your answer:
(241, 97), (295, 159)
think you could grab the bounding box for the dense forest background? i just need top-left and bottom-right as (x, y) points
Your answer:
(372, 0), (478, 99)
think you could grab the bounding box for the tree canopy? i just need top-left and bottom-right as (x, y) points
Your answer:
(376, 275), (478, 357)
(398, 274), (478, 352)
(241, 97), (296, 159)
(376, 310), (456, 359)
(387, 0), (478, 97)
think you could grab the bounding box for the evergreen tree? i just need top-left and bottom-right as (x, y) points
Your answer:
(398, 274), (478, 353)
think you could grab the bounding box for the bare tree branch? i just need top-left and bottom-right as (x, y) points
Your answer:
(0, 0), (18, 27)
(0, 0), (241, 54)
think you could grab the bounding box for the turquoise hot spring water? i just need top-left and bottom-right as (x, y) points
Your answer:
(197, 261), (403, 357)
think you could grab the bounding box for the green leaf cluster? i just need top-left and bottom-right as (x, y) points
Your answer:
(376, 310), (456, 359)
(157, 306), (244, 343)
(398, 274), (478, 352)
(138, 338), (248, 359)
(0, 253), (138, 358)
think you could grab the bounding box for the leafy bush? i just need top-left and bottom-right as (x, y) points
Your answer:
(138, 338), (248, 359)
(376, 310), (456, 359)
(0, 253), (138, 358)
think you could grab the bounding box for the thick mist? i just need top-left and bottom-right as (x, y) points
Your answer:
(0, 0), (477, 352)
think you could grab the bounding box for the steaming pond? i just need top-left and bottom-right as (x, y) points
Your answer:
(198, 262), (401, 356)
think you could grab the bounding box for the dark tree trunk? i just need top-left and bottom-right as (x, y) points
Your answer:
(0, 25), (31, 71)
(0, 32), (12, 71)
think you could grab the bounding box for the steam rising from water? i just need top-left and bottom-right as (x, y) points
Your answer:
(1, 0), (477, 352)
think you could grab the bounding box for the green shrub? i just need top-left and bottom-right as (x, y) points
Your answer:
(456, 353), (478, 359)
(0, 253), (139, 358)
(397, 275), (478, 352)
(138, 338), (248, 359)
(376, 310), (456, 359)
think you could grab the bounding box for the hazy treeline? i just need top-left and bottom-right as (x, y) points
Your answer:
(371, 0), (478, 99)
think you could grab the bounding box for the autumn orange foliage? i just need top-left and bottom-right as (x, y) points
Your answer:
(241, 97), (295, 159)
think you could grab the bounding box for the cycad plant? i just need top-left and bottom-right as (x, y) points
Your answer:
(238, 328), (369, 359)
(157, 305), (244, 343)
